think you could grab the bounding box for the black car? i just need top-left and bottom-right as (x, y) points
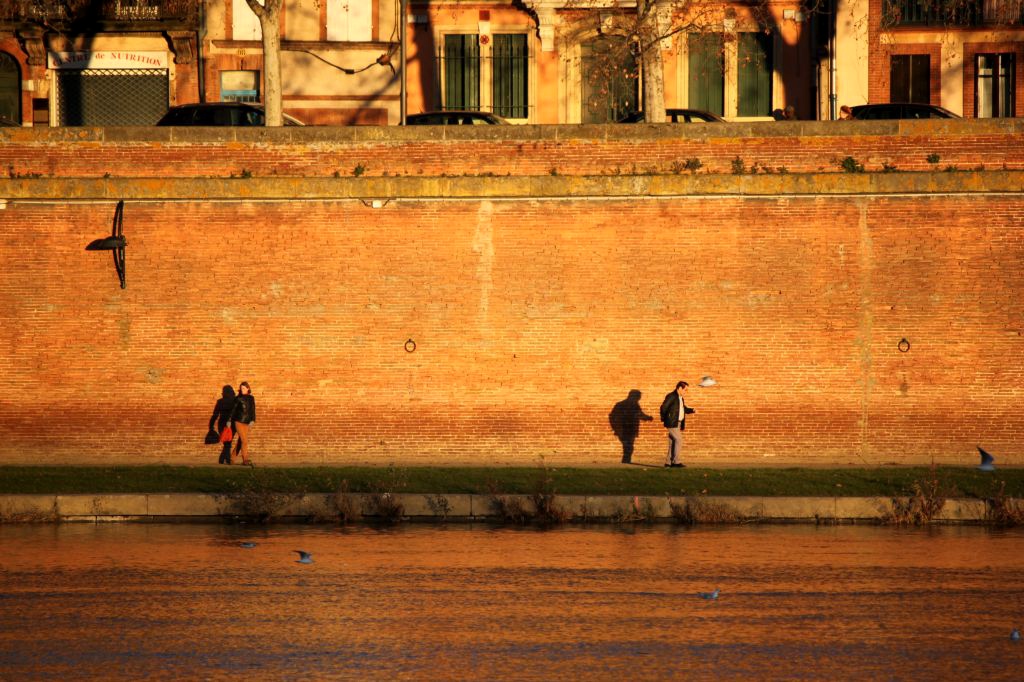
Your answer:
(849, 103), (960, 120)
(619, 109), (726, 123)
(406, 111), (509, 125)
(156, 102), (305, 126)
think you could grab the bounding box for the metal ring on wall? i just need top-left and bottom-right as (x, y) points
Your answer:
(898, 338), (910, 353)
(404, 339), (417, 353)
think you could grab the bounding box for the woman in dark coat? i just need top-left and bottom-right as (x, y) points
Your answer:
(231, 381), (256, 466)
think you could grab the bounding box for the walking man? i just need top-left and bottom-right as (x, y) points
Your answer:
(659, 381), (695, 468)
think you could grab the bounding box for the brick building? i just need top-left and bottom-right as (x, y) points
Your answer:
(828, 0), (1024, 117)
(0, 0), (200, 126)
(0, 0), (817, 125)
(2, 1), (1023, 125)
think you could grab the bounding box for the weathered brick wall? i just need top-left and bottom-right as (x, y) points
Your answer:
(3, 119), (1024, 181)
(0, 123), (1022, 466)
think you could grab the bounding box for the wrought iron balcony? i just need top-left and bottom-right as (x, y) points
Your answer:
(0, 0), (200, 26)
(883, 0), (1024, 26)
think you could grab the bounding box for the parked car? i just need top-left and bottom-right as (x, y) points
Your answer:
(848, 103), (960, 120)
(406, 111), (510, 125)
(619, 109), (726, 123)
(156, 102), (305, 126)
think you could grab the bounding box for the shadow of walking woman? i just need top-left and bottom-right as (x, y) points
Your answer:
(209, 385), (236, 464)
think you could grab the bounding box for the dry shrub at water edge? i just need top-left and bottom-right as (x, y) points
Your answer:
(220, 470), (305, 523)
(486, 479), (531, 524)
(530, 466), (572, 524)
(612, 496), (659, 523)
(424, 494), (453, 520)
(331, 479), (362, 524)
(670, 496), (741, 524)
(883, 470), (949, 525)
(362, 466), (406, 523)
(986, 482), (1024, 526)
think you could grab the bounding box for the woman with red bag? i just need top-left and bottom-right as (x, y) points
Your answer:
(230, 381), (257, 467)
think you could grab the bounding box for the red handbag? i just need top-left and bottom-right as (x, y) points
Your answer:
(219, 425), (233, 443)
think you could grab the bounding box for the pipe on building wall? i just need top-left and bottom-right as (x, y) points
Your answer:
(400, 0), (407, 125)
(828, 0), (837, 120)
(197, 1), (206, 103)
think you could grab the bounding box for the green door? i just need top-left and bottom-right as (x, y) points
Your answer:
(738, 32), (772, 117)
(443, 34), (480, 111)
(581, 37), (638, 123)
(688, 33), (724, 116)
(493, 34), (528, 119)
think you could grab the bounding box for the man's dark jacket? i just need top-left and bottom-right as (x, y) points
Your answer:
(659, 391), (695, 429)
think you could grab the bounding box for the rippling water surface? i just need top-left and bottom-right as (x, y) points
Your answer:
(1, 523), (1022, 679)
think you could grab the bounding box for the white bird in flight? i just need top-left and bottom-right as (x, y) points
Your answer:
(698, 376), (717, 388)
(294, 550), (314, 564)
(697, 588), (720, 600)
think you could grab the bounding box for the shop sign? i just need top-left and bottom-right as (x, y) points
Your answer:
(47, 51), (169, 70)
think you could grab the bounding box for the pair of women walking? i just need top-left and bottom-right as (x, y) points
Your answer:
(210, 381), (257, 466)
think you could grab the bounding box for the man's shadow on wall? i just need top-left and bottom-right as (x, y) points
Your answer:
(209, 385), (235, 465)
(608, 389), (655, 465)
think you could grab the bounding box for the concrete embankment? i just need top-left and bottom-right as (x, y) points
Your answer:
(0, 493), (1000, 524)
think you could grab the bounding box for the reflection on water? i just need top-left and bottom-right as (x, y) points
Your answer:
(1, 524), (1022, 679)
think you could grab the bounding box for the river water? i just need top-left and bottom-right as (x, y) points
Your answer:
(1, 523), (1022, 680)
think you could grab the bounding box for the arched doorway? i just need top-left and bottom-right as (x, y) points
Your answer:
(0, 52), (21, 124)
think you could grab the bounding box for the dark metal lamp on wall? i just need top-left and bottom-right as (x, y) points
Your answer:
(86, 199), (126, 289)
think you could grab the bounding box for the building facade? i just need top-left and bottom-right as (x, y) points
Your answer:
(2, 0), (1021, 125)
(409, 0), (815, 122)
(828, 0), (1024, 117)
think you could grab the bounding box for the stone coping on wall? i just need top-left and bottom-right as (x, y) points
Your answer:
(3, 171), (1023, 202)
(2, 118), (1023, 145)
(0, 493), (1002, 524)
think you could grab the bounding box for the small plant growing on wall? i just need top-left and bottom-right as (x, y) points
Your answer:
(839, 156), (865, 173)
(926, 153), (940, 164)
(353, 163), (366, 177)
(730, 156), (747, 174)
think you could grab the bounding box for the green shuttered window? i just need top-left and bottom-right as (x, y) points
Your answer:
(493, 34), (528, 119)
(688, 34), (724, 116)
(738, 32), (772, 117)
(444, 34), (480, 110)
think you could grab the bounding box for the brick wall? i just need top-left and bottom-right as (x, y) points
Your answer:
(0, 123), (1022, 467)
(3, 120), (1024, 180)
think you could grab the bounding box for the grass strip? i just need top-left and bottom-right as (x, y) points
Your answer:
(0, 465), (1021, 498)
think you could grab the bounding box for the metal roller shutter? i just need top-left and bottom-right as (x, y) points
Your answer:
(56, 68), (168, 126)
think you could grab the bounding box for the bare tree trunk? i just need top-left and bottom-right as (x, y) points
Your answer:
(638, 0), (666, 122)
(244, 0), (284, 127)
